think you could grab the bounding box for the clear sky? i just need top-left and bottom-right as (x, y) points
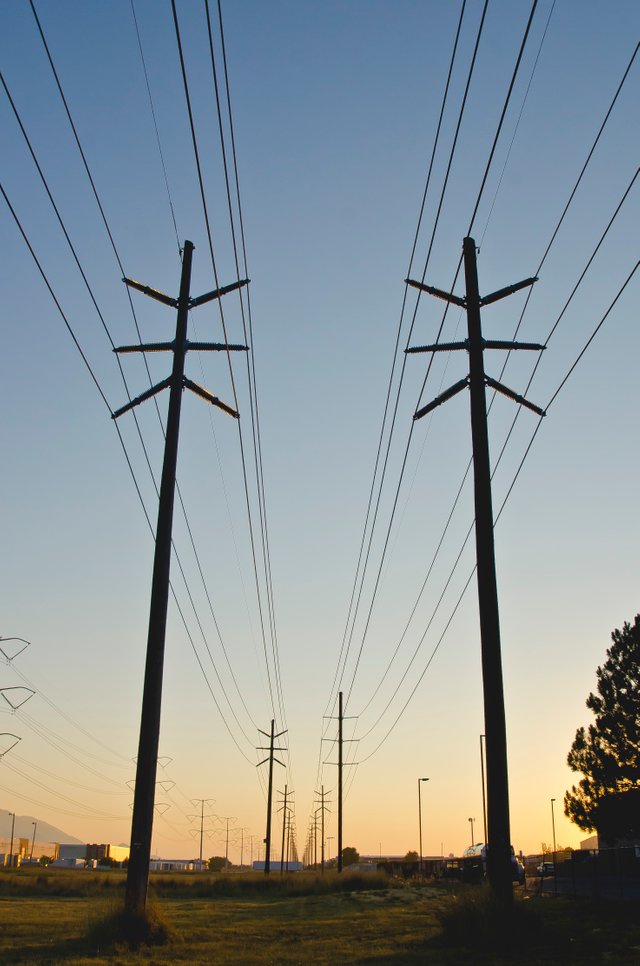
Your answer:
(0, 0), (638, 863)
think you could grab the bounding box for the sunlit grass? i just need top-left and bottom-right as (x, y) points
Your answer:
(0, 870), (639, 964)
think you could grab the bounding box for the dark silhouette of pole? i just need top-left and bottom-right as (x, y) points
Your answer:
(406, 236), (544, 904)
(480, 734), (488, 844)
(30, 822), (37, 862)
(314, 785), (331, 873)
(338, 692), (343, 872)
(189, 799), (215, 871)
(7, 812), (15, 867)
(257, 720), (287, 875)
(418, 777), (428, 876)
(469, 817), (475, 847)
(279, 785), (289, 874)
(115, 240), (248, 915)
(323, 691), (357, 874)
(221, 816), (237, 870)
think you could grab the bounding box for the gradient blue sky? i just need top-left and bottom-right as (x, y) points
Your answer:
(1, 0), (638, 862)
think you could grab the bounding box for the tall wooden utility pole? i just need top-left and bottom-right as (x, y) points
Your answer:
(257, 720), (287, 874)
(338, 692), (343, 872)
(114, 240), (248, 915)
(323, 690), (356, 873)
(406, 236), (545, 903)
(314, 785), (331, 873)
(278, 784), (294, 874)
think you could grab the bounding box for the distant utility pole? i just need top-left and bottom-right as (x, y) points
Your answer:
(188, 798), (215, 871)
(277, 785), (294, 874)
(323, 691), (357, 873)
(314, 786), (331, 873)
(406, 236), (544, 904)
(218, 816), (237, 870)
(7, 812), (15, 867)
(257, 720), (287, 874)
(114, 240), (248, 916)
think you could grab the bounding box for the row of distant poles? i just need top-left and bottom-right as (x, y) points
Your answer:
(118, 235), (543, 913)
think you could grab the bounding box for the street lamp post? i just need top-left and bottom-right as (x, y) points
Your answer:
(468, 817), (475, 848)
(326, 836), (334, 864)
(550, 798), (557, 856)
(418, 778), (429, 876)
(30, 822), (37, 862)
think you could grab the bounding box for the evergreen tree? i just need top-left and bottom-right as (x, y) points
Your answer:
(564, 615), (640, 839)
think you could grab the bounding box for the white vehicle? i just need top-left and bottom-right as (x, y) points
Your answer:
(461, 844), (525, 885)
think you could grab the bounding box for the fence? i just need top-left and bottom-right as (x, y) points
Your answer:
(528, 847), (640, 900)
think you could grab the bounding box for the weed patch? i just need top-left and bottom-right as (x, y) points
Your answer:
(86, 900), (177, 953)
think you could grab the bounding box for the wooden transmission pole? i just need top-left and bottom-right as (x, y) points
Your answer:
(257, 720), (287, 874)
(114, 240), (248, 915)
(406, 236), (545, 903)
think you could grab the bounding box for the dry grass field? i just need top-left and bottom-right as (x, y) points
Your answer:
(0, 869), (638, 964)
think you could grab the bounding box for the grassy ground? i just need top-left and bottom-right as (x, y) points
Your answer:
(0, 871), (638, 964)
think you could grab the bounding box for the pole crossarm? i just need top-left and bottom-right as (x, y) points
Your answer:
(0, 638), (31, 660)
(258, 728), (288, 740)
(189, 278), (249, 308)
(115, 341), (176, 354)
(484, 340), (544, 351)
(406, 277), (466, 307)
(479, 276), (538, 306)
(407, 339), (544, 354)
(0, 733), (21, 757)
(414, 378), (469, 421)
(406, 340), (468, 353)
(182, 378), (239, 418)
(115, 266), (249, 424)
(256, 756), (286, 768)
(123, 277), (178, 307)
(115, 340), (248, 354)
(484, 376), (545, 417)
(112, 377), (172, 419)
(0, 686), (35, 710)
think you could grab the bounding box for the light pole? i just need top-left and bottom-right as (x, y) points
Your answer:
(30, 822), (37, 862)
(550, 798), (557, 856)
(418, 778), (429, 876)
(7, 812), (15, 868)
(326, 836), (334, 864)
(468, 817), (475, 848)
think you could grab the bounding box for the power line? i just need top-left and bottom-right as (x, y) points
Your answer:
(171, 0), (280, 729)
(340, 0), (541, 714)
(128, 0), (181, 254)
(322, 0), (469, 727)
(327, 0), (491, 720)
(2, 176), (262, 765)
(203, 0), (289, 746)
(354, 155), (640, 735)
(28, 0), (260, 747)
(356, 248), (639, 763)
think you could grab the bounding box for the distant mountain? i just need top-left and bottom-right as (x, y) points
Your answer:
(0, 810), (83, 845)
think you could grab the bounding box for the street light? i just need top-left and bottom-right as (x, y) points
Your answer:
(418, 778), (429, 876)
(468, 817), (475, 847)
(326, 835), (334, 864)
(550, 798), (557, 856)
